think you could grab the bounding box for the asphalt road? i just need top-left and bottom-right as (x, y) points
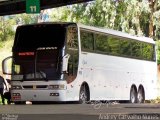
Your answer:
(0, 103), (160, 120)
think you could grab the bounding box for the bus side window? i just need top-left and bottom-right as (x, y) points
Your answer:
(119, 39), (131, 56)
(66, 26), (79, 83)
(131, 41), (141, 58)
(107, 36), (120, 56)
(81, 30), (94, 52)
(141, 43), (154, 61)
(95, 33), (110, 53)
(66, 49), (79, 83)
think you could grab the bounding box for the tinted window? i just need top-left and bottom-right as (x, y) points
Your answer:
(13, 24), (66, 51)
(66, 26), (79, 83)
(119, 39), (131, 56)
(67, 26), (78, 48)
(131, 41), (141, 58)
(80, 29), (155, 61)
(95, 33), (110, 53)
(141, 43), (154, 60)
(80, 30), (94, 51)
(108, 36), (120, 55)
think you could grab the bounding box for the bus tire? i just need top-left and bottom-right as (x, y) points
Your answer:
(137, 87), (145, 103)
(79, 84), (89, 104)
(130, 87), (137, 103)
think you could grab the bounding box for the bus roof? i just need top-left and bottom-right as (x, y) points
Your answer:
(16, 22), (155, 44)
(17, 22), (76, 28)
(77, 24), (155, 44)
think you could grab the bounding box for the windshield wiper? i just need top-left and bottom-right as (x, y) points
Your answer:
(38, 70), (48, 81)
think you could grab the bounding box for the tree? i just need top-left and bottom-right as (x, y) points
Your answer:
(14, 14), (38, 25)
(56, 0), (152, 37)
(0, 16), (15, 42)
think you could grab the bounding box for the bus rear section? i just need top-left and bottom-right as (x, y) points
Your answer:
(78, 25), (158, 103)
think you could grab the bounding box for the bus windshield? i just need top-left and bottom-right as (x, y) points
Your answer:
(12, 24), (67, 81)
(12, 48), (63, 81)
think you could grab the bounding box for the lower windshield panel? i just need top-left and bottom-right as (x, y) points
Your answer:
(12, 49), (64, 81)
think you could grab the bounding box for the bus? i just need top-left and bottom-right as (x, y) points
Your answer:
(2, 22), (158, 104)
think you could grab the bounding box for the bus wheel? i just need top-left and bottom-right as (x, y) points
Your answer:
(137, 88), (145, 103)
(79, 85), (89, 104)
(130, 87), (137, 103)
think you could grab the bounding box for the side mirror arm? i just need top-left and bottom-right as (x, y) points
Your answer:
(62, 54), (70, 73)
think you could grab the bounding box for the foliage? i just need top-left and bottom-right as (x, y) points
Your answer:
(50, 7), (71, 21)
(156, 41), (160, 64)
(54, 0), (151, 36)
(14, 14), (38, 24)
(0, 16), (15, 42)
(153, 1), (160, 40)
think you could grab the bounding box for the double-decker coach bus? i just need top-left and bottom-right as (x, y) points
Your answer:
(2, 22), (157, 104)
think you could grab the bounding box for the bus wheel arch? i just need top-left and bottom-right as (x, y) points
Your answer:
(79, 82), (90, 104)
(137, 85), (145, 103)
(130, 85), (137, 103)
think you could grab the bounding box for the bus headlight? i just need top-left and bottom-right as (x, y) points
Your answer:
(12, 85), (22, 90)
(48, 85), (65, 90)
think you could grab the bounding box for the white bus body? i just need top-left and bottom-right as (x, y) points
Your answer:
(2, 22), (158, 103)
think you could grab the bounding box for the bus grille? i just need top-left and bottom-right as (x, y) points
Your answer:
(23, 85), (48, 89)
